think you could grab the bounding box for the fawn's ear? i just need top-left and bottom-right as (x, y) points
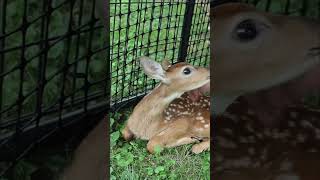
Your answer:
(139, 56), (171, 84)
(161, 59), (171, 71)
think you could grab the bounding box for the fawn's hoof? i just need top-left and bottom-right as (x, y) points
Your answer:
(147, 142), (156, 154)
(146, 141), (164, 154)
(122, 126), (134, 141)
(192, 143), (208, 154)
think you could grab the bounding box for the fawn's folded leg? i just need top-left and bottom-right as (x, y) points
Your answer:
(121, 125), (134, 141)
(61, 118), (107, 180)
(192, 139), (210, 154)
(146, 119), (198, 153)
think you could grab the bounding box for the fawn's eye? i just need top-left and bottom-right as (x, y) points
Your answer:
(234, 19), (258, 42)
(183, 67), (192, 75)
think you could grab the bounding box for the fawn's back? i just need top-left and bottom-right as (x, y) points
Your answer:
(164, 93), (210, 137)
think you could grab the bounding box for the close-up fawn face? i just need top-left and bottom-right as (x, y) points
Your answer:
(211, 2), (320, 180)
(164, 63), (210, 92)
(212, 3), (320, 95)
(139, 56), (210, 93)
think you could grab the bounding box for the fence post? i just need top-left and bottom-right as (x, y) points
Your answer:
(178, 0), (196, 62)
(95, 0), (110, 101)
(95, 0), (110, 179)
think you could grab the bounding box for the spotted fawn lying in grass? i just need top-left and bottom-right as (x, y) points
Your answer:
(122, 56), (210, 154)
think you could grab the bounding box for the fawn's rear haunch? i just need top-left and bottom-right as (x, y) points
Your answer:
(212, 3), (320, 115)
(61, 116), (107, 180)
(122, 57), (210, 154)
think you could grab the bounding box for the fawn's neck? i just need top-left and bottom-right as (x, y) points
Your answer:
(128, 83), (183, 139)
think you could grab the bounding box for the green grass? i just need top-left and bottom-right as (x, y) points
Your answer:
(110, 110), (210, 180)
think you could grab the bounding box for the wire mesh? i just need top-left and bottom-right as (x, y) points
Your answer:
(110, 0), (210, 107)
(0, 0), (108, 175)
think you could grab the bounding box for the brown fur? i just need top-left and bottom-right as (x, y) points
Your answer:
(212, 3), (320, 114)
(61, 117), (107, 180)
(122, 57), (210, 153)
(212, 3), (255, 18)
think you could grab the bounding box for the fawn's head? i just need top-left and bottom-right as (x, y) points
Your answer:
(212, 3), (320, 95)
(140, 56), (210, 93)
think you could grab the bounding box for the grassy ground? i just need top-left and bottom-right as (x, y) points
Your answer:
(110, 109), (210, 180)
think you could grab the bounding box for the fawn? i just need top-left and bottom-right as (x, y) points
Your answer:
(212, 3), (320, 116)
(61, 58), (210, 179)
(122, 56), (210, 154)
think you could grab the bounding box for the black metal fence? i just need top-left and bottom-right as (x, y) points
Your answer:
(0, 0), (108, 175)
(0, 0), (210, 176)
(110, 0), (210, 109)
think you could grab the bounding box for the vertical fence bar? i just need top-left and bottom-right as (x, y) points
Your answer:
(58, 0), (74, 128)
(300, 0), (308, 16)
(95, 0), (110, 103)
(35, 0), (51, 129)
(83, 0), (96, 113)
(71, 0), (84, 108)
(0, 0), (7, 121)
(284, 0), (291, 15)
(95, 0), (109, 178)
(253, 0), (260, 5)
(178, 0), (195, 62)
